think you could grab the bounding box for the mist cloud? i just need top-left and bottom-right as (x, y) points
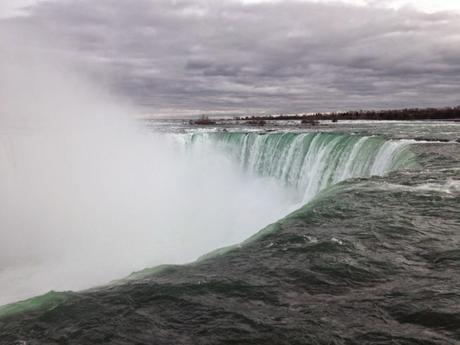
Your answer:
(0, 27), (297, 304)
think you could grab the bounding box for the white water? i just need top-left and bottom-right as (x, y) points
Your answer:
(376, 179), (460, 195)
(186, 132), (414, 203)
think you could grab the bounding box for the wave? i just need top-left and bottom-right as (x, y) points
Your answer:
(373, 179), (460, 195)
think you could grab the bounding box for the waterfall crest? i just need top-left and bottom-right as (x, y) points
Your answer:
(186, 132), (415, 202)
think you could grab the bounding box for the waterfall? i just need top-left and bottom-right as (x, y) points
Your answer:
(184, 132), (415, 202)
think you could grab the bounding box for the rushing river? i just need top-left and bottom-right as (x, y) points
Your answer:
(0, 120), (459, 345)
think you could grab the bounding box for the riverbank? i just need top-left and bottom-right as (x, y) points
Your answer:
(237, 106), (460, 122)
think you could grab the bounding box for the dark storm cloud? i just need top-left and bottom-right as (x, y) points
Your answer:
(3, 0), (460, 114)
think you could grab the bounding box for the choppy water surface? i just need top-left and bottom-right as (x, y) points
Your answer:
(147, 118), (460, 141)
(0, 121), (459, 344)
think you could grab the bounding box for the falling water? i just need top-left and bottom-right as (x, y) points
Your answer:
(185, 132), (415, 202)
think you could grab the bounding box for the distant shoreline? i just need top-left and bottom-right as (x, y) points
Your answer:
(235, 106), (460, 122)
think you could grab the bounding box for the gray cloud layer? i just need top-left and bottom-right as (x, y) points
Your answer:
(3, 0), (460, 114)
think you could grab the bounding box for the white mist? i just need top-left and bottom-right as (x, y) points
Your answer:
(0, 29), (296, 306)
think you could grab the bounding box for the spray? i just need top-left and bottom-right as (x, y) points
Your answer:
(0, 28), (295, 305)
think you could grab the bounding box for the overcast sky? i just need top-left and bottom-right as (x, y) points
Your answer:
(2, 0), (460, 115)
